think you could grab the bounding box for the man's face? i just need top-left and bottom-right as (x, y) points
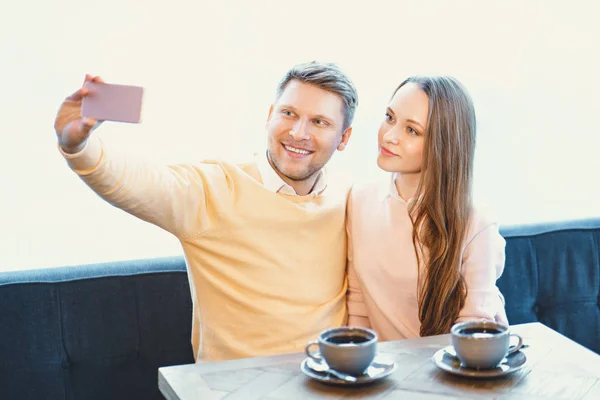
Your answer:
(266, 80), (352, 182)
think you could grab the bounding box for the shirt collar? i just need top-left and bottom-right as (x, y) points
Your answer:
(389, 172), (401, 199)
(257, 151), (327, 195)
(389, 172), (415, 203)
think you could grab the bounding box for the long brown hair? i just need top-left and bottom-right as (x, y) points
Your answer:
(394, 76), (476, 336)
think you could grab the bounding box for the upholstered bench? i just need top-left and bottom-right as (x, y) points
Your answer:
(1, 218), (599, 399)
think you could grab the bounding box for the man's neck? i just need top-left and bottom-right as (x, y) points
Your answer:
(276, 168), (319, 196)
(288, 175), (319, 196)
(266, 152), (319, 196)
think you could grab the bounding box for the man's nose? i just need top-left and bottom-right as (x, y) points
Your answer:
(289, 119), (310, 141)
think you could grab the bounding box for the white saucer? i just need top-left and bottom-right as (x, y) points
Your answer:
(300, 353), (396, 386)
(432, 345), (528, 378)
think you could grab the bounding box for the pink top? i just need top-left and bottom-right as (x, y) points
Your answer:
(346, 175), (508, 341)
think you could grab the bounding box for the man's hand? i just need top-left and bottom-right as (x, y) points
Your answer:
(54, 74), (104, 154)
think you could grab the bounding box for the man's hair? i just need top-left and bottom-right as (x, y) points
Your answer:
(275, 61), (359, 130)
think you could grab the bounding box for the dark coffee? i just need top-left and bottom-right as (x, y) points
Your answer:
(325, 335), (370, 345)
(458, 327), (503, 338)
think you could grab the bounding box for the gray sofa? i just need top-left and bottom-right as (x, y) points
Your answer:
(1, 218), (599, 399)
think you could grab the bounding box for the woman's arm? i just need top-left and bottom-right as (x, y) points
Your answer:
(456, 221), (508, 324)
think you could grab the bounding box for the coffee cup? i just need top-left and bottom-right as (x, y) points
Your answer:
(450, 320), (523, 369)
(304, 326), (377, 376)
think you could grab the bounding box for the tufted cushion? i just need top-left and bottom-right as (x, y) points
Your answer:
(0, 257), (194, 400)
(499, 218), (600, 354)
(1, 218), (599, 399)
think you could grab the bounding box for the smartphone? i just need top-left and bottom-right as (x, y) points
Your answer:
(81, 81), (144, 123)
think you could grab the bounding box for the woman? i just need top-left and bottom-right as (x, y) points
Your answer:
(346, 76), (507, 340)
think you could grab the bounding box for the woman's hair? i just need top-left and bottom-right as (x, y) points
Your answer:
(393, 76), (476, 336)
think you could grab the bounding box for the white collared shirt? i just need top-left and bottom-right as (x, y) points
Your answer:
(388, 172), (416, 204)
(256, 151), (327, 196)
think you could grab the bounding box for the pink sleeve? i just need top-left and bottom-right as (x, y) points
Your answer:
(347, 263), (371, 328)
(456, 222), (508, 324)
(346, 193), (371, 328)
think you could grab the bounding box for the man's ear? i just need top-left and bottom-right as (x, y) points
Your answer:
(265, 105), (274, 129)
(337, 126), (352, 151)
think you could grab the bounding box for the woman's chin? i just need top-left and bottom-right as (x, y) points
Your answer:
(377, 156), (400, 173)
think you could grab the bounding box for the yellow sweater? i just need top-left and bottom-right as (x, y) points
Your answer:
(60, 136), (349, 361)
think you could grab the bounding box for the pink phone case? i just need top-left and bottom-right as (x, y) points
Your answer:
(81, 82), (144, 123)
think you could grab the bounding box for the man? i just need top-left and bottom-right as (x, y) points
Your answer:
(54, 61), (358, 361)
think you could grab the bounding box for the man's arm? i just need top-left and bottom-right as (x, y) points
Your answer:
(55, 75), (227, 237)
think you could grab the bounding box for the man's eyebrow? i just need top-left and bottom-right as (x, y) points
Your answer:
(278, 105), (336, 122)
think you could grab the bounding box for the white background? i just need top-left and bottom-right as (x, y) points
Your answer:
(1, 0), (599, 271)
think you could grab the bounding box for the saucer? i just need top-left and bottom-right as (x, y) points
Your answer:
(300, 353), (396, 386)
(432, 345), (528, 378)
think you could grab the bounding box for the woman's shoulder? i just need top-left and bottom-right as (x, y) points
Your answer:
(349, 176), (390, 203)
(350, 173), (393, 199)
(466, 202), (503, 242)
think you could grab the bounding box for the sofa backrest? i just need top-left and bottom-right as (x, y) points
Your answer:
(499, 218), (600, 354)
(0, 257), (194, 400)
(1, 218), (599, 399)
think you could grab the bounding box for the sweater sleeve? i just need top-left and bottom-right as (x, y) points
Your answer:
(59, 135), (231, 238)
(456, 221), (508, 324)
(345, 192), (371, 328)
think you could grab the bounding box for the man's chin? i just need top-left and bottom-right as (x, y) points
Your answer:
(269, 152), (323, 181)
(280, 169), (315, 182)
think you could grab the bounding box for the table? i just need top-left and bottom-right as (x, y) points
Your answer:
(158, 323), (600, 399)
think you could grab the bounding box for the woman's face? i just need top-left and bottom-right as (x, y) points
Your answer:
(377, 82), (429, 174)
